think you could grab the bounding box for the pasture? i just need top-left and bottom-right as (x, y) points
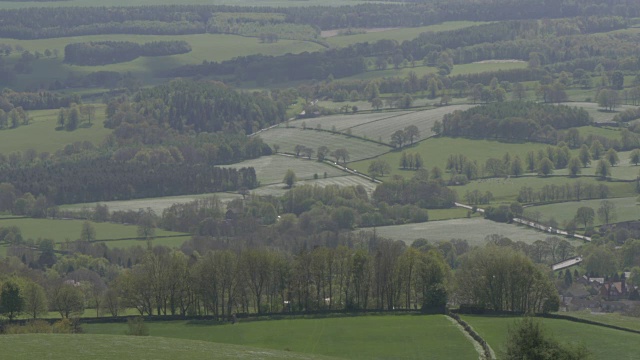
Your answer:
(350, 137), (550, 179)
(461, 315), (640, 360)
(559, 102), (637, 123)
(453, 175), (635, 203)
(258, 127), (391, 162)
(5, 34), (323, 88)
(83, 315), (478, 360)
(355, 217), (568, 245)
(563, 311), (640, 332)
(0, 334), (333, 360)
(0, 218), (189, 247)
(253, 175), (377, 197)
(573, 125), (621, 141)
(523, 196), (640, 229)
(0, 106), (110, 154)
(324, 22), (486, 48)
(348, 104), (475, 143)
(223, 155), (347, 185)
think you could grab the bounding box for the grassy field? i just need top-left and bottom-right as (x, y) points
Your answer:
(453, 175), (635, 203)
(324, 22), (485, 48)
(462, 315), (640, 360)
(523, 196), (640, 229)
(84, 315), (478, 360)
(564, 311), (640, 332)
(0, 0), (376, 9)
(223, 155), (347, 185)
(253, 175), (378, 197)
(0, 106), (110, 154)
(355, 217), (572, 245)
(349, 105), (475, 144)
(351, 137), (550, 179)
(288, 111), (413, 134)
(0, 334), (335, 360)
(0, 218), (189, 251)
(573, 125), (621, 141)
(258, 127), (391, 162)
(559, 102), (637, 123)
(5, 34), (323, 88)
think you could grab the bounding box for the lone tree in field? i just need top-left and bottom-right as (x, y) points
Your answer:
(575, 207), (595, 229)
(590, 140), (604, 160)
(579, 144), (591, 167)
(605, 148), (619, 166)
(537, 157), (554, 177)
(368, 159), (391, 178)
(597, 200), (617, 225)
(404, 125), (420, 145)
(283, 169), (296, 188)
(137, 208), (156, 240)
(317, 146), (329, 161)
(332, 148), (349, 165)
(391, 130), (407, 148)
(630, 149), (640, 165)
(80, 221), (96, 242)
(371, 97), (383, 110)
(23, 281), (48, 319)
(1, 281), (24, 322)
(567, 157), (582, 177)
(595, 159), (612, 180)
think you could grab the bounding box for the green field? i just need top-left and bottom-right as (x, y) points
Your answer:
(84, 315), (478, 360)
(324, 22), (485, 48)
(0, 0), (375, 9)
(524, 196), (640, 229)
(258, 127), (391, 162)
(224, 155), (347, 185)
(454, 175), (635, 203)
(253, 174), (378, 197)
(0, 218), (189, 249)
(462, 315), (640, 360)
(351, 137), (550, 179)
(355, 217), (572, 245)
(559, 102), (637, 123)
(574, 125), (621, 141)
(0, 334), (335, 360)
(349, 105), (475, 144)
(564, 311), (640, 332)
(450, 61), (528, 76)
(288, 111), (413, 134)
(0, 106), (110, 154)
(5, 34), (323, 88)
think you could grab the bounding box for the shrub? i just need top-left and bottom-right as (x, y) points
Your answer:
(126, 317), (149, 336)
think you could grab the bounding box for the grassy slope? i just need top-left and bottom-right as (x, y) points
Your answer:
(524, 196), (640, 229)
(356, 217), (575, 245)
(325, 22), (485, 47)
(462, 315), (640, 360)
(258, 127), (391, 162)
(564, 311), (640, 332)
(0, 107), (110, 154)
(84, 316), (478, 360)
(0, 334), (336, 360)
(6, 34), (323, 88)
(351, 137), (550, 179)
(0, 218), (189, 252)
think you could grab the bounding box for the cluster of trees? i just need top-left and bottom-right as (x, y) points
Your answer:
(0, 106), (28, 130)
(391, 125), (420, 148)
(372, 177), (457, 209)
(64, 41), (191, 66)
(517, 181), (610, 204)
(399, 152), (424, 170)
(0, 90), (79, 111)
(57, 104), (96, 131)
(110, 80), (285, 134)
(442, 101), (591, 141)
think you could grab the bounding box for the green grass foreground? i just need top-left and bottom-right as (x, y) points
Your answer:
(0, 334), (337, 360)
(462, 315), (640, 359)
(83, 315), (478, 360)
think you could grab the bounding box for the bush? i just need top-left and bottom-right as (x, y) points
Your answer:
(126, 317), (149, 336)
(52, 318), (74, 334)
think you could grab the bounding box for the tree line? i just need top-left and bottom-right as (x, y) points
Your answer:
(64, 41), (191, 66)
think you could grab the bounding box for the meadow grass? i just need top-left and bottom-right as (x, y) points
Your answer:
(523, 196), (640, 229)
(461, 315), (640, 360)
(253, 175), (377, 198)
(83, 315), (478, 360)
(563, 311), (640, 332)
(559, 102), (637, 123)
(347, 104), (475, 143)
(453, 175), (635, 203)
(0, 106), (110, 154)
(5, 34), (323, 89)
(0, 334), (335, 360)
(222, 155), (347, 185)
(257, 127), (392, 162)
(355, 217), (574, 246)
(350, 137), (550, 179)
(573, 125), (621, 141)
(324, 22), (486, 47)
(0, 218), (189, 248)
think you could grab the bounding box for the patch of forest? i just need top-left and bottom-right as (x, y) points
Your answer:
(64, 41), (191, 66)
